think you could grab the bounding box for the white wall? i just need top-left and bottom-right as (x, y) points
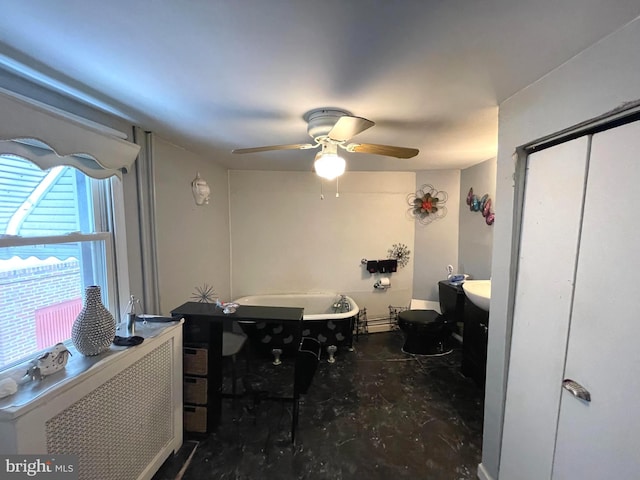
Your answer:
(153, 137), (231, 314)
(483, 15), (640, 480)
(458, 158), (496, 280)
(412, 170), (460, 301)
(229, 171), (415, 318)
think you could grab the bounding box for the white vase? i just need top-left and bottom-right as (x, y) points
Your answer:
(71, 285), (116, 356)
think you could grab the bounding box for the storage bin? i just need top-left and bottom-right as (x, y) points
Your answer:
(183, 405), (207, 433)
(183, 347), (208, 376)
(184, 375), (208, 405)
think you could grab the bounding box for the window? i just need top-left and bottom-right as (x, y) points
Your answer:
(0, 155), (120, 370)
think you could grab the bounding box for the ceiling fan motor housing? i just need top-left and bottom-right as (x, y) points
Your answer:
(306, 108), (351, 140)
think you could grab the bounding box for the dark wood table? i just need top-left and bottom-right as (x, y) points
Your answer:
(171, 301), (304, 432)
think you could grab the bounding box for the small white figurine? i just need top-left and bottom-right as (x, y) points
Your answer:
(215, 299), (238, 314)
(191, 172), (211, 205)
(26, 343), (72, 380)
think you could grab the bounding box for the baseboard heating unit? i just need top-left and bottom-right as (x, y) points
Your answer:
(0, 320), (183, 480)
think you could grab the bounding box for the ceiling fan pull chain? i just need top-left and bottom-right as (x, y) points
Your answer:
(320, 179), (324, 200)
(336, 177), (340, 198)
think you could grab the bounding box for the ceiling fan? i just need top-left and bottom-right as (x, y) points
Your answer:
(232, 108), (419, 179)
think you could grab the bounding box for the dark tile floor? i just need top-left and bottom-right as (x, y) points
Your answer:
(154, 330), (484, 480)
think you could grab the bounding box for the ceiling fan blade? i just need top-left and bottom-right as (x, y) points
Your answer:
(328, 116), (375, 141)
(347, 143), (419, 159)
(232, 143), (316, 154)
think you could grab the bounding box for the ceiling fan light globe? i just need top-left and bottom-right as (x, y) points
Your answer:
(314, 153), (345, 180)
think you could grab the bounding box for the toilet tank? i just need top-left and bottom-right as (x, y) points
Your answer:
(438, 280), (465, 322)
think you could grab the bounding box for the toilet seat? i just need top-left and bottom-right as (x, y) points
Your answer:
(398, 310), (442, 329)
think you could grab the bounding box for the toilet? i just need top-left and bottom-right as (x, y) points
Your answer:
(397, 281), (462, 355)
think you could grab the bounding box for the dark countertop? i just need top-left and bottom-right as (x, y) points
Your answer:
(439, 279), (465, 293)
(171, 302), (304, 322)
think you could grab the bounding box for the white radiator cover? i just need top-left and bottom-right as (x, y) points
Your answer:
(0, 321), (183, 480)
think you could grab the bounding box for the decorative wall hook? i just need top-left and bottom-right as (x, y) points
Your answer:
(192, 172), (211, 205)
(407, 184), (448, 225)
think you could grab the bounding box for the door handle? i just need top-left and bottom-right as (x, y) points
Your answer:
(562, 379), (591, 402)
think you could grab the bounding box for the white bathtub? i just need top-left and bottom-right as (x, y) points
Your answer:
(233, 293), (360, 357)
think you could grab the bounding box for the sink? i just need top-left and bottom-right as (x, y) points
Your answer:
(463, 280), (491, 311)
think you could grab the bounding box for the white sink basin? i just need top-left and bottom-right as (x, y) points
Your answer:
(463, 280), (491, 311)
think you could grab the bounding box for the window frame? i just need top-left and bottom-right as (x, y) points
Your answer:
(0, 156), (130, 371)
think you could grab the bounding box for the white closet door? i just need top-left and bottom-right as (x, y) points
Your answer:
(552, 121), (640, 479)
(500, 137), (589, 480)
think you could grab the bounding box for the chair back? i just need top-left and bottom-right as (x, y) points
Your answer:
(294, 337), (321, 396)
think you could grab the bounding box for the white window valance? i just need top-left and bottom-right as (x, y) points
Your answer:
(0, 88), (140, 179)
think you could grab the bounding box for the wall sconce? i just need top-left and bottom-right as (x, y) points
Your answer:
(191, 172), (211, 205)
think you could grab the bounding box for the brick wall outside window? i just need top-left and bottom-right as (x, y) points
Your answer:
(0, 260), (82, 367)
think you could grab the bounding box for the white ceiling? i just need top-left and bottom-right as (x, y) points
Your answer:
(1, 1), (639, 172)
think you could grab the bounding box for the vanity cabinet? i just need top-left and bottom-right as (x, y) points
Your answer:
(461, 296), (489, 388)
(437, 280), (465, 335)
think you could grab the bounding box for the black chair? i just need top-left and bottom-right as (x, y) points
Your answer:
(290, 337), (321, 444)
(251, 337), (320, 444)
(220, 322), (249, 413)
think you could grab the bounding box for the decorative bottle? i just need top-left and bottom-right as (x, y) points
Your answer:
(71, 285), (116, 356)
(125, 294), (141, 336)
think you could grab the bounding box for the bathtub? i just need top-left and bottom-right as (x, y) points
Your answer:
(233, 293), (359, 360)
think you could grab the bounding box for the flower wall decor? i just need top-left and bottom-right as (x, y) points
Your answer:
(466, 187), (495, 225)
(407, 184), (448, 225)
(388, 243), (411, 268)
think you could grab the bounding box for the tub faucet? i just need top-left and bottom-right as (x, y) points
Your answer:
(333, 295), (351, 313)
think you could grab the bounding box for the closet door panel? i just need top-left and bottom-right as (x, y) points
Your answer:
(500, 137), (589, 480)
(553, 121), (640, 479)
